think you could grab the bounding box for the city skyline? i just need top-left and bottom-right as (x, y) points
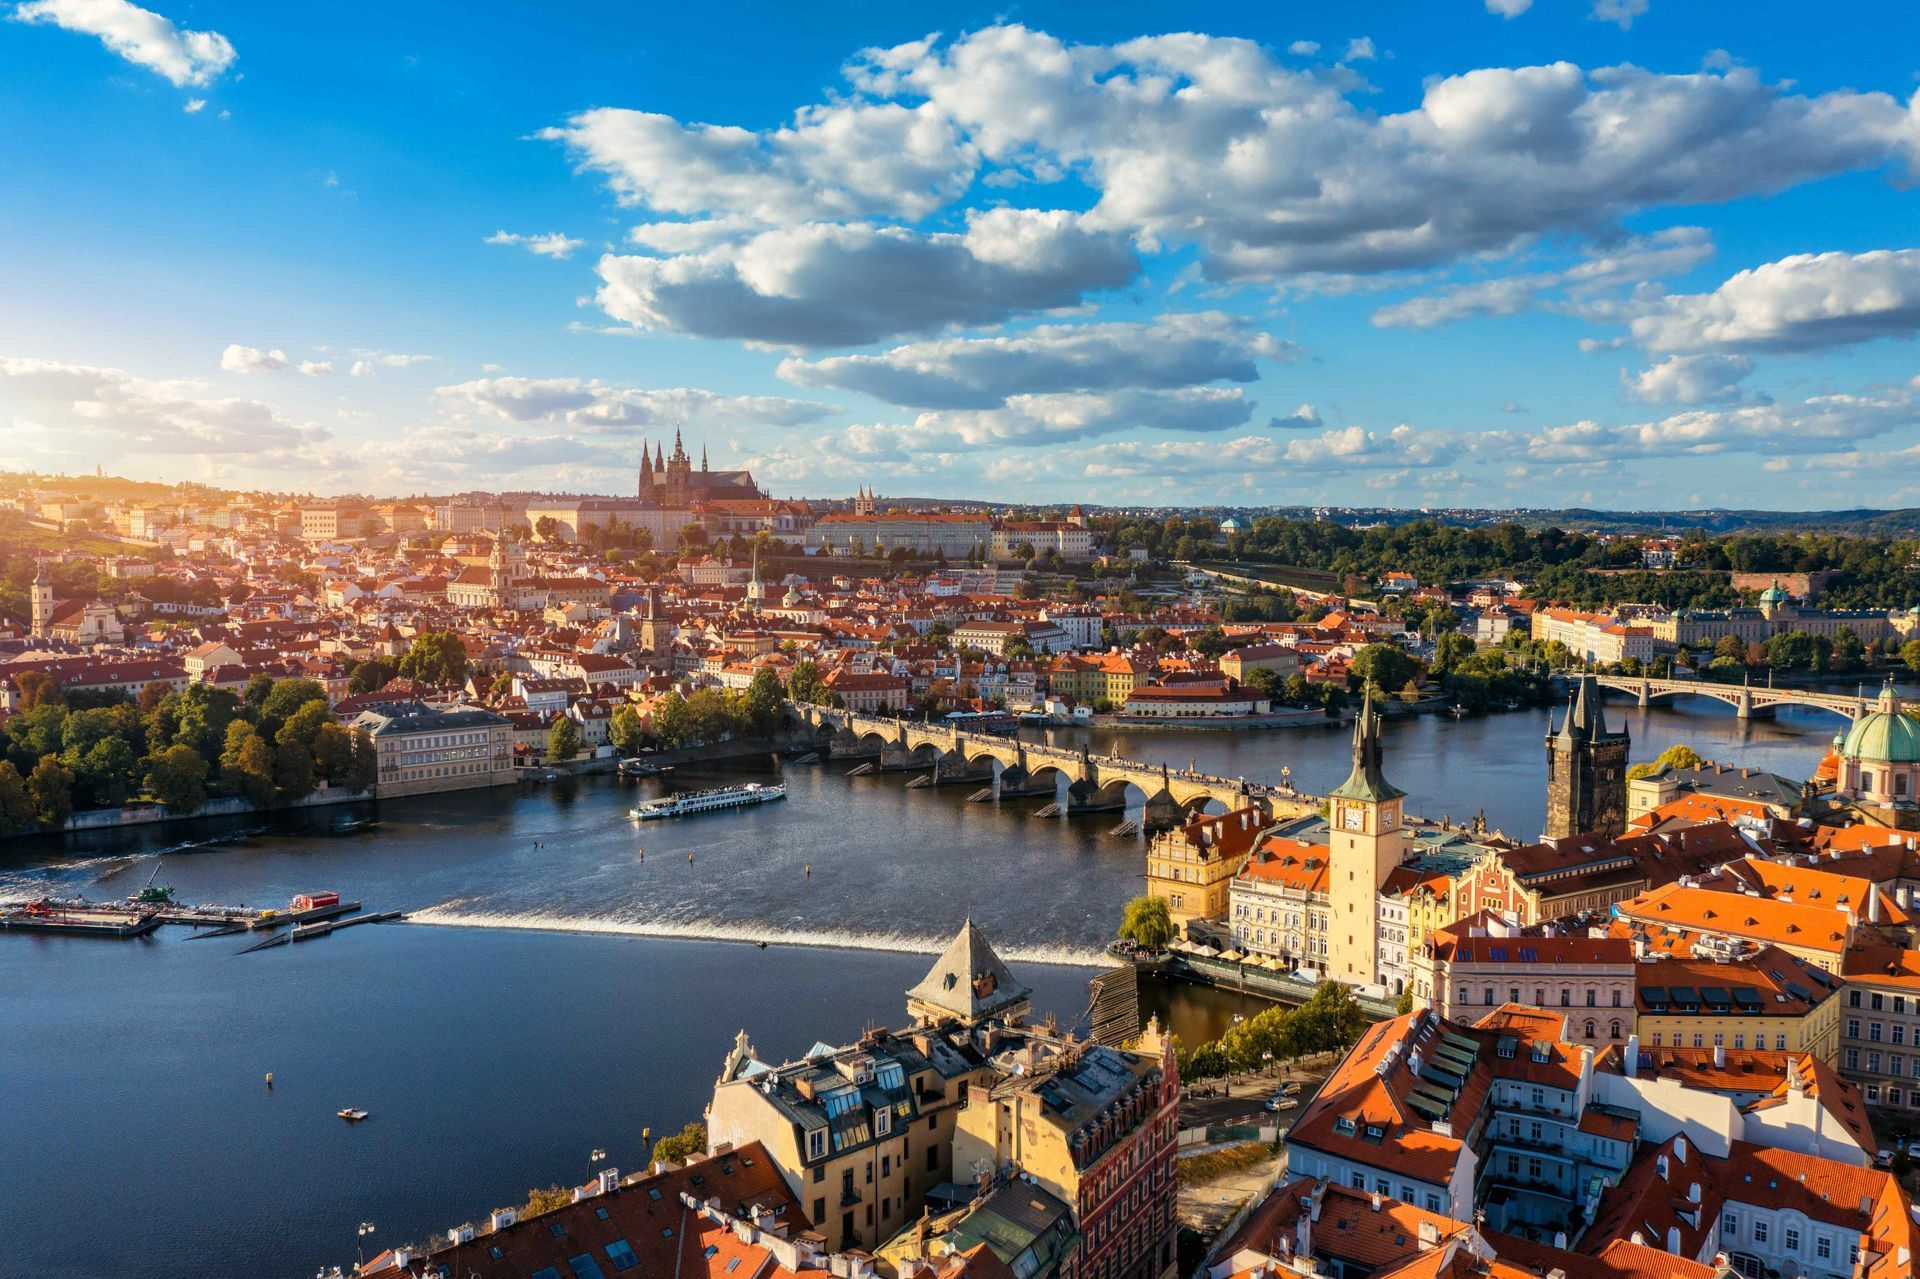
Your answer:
(5, 0), (1920, 507)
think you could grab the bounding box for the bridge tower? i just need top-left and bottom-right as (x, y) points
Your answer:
(1545, 674), (1630, 840)
(1326, 687), (1407, 989)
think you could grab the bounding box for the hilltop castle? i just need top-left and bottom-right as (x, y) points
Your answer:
(637, 431), (764, 509)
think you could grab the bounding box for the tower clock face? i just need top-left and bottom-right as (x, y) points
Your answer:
(1343, 807), (1364, 831)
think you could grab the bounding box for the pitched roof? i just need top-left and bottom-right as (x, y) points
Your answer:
(906, 920), (1031, 1022)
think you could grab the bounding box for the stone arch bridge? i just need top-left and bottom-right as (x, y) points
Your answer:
(786, 703), (1322, 829)
(1586, 676), (1877, 721)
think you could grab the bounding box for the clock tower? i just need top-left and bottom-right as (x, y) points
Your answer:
(1325, 686), (1408, 989)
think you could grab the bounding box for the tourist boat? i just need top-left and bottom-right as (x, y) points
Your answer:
(619, 758), (673, 778)
(338, 1108), (369, 1121)
(629, 782), (786, 820)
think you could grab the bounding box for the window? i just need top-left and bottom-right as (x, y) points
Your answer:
(534, 1271), (561, 1279)
(1722, 1211), (1738, 1236)
(812, 1200), (825, 1225)
(1817, 1237), (1832, 1260)
(569, 1256), (608, 1279)
(1871, 1022), (1884, 1042)
(1848, 1018), (1862, 1039)
(1847, 1048), (1861, 1070)
(596, 1207), (610, 1221)
(1586, 990), (1596, 1007)
(1775, 1034), (1787, 1051)
(1851, 990), (1863, 1008)
(1784, 1227), (1801, 1253)
(927, 1147), (938, 1172)
(551, 1224), (567, 1238)
(875, 1108), (891, 1137)
(808, 1129), (826, 1159)
(1751, 1222), (1767, 1245)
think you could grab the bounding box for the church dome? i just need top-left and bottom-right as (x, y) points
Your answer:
(1841, 687), (1920, 765)
(1759, 581), (1789, 606)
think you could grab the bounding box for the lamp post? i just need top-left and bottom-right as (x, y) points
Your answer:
(356, 1222), (376, 1272)
(590, 1147), (608, 1184)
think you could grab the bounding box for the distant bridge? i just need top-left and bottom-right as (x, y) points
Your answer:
(1586, 675), (1875, 721)
(786, 703), (1323, 829)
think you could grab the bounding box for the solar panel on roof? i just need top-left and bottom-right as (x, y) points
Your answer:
(1785, 982), (1811, 1001)
(1440, 1032), (1481, 1057)
(1407, 1094), (1446, 1121)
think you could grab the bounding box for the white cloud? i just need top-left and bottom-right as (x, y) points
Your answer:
(219, 344), (289, 374)
(626, 215), (762, 253)
(1520, 379), (1920, 461)
(347, 351), (431, 377)
(1590, 0), (1650, 29)
(484, 230), (586, 260)
(1342, 36), (1376, 62)
(183, 96), (204, 113)
(1630, 248), (1920, 354)
(1370, 227), (1713, 328)
(539, 100), (975, 225)
(0, 356), (326, 462)
(594, 208), (1138, 349)
(1624, 353), (1758, 405)
(12, 0), (235, 87)
(297, 360), (333, 377)
(1287, 40), (1319, 56)
(1270, 404), (1323, 430)
(846, 28), (1920, 281)
(1486, 0), (1533, 16)
(435, 375), (836, 431)
(775, 312), (1288, 408)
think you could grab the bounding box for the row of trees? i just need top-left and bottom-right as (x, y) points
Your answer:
(1177, 982), (1372, 1080)
(0, 674), (375, 834)
(643, 670), (786, 751)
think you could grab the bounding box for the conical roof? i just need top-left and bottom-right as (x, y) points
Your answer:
(1327, 685), (1405, 803)
(906, 919), (1030, 1023)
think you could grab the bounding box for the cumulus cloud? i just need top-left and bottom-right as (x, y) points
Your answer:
(12, 0), (235, 87)
(183, 96), (204, 113)
(774, 312), (1288, 409)
(1521, 379), (1920, 461)
(220, 344), (289, 374)
(1371, 227), (1713, 328)
(595, 208), (1138, 349)
(484, 230), (586, 259)
(539, 100), (975, 224)
(348, 352), (432, 377)
(1624, 353), (1758, 405)
(0, 356), (326, 461)
(1629, 248), (1920, 354)
(845, 28), (1920, 281)
(1486, 0), (1533, 16)
(1269, 404), (1323, 430)
(435, 376), (835, 431)
(1287, 40), (1319, 56)
(1591, 0), (1650, 29)
(297, 360), (333, 376)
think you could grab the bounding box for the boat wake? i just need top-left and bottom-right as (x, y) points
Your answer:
(405, 905), (1117, 969)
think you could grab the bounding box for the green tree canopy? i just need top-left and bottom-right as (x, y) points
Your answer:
(144, 744), (209, 814)
(397, 631), (469, 686)
(650, 1121), (707, 1165)
(609, 704), (646, 755)
(1117, 895), (1175, 949)
(548, 715), (580, 762)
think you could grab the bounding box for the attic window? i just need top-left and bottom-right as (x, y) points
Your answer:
(1334, 1116), (1358, 1135)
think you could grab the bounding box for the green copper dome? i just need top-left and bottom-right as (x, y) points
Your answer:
(1759, 582), (1789, 605)
(1841, 706), (1920, 765)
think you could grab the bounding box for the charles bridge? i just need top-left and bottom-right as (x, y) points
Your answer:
(785, 702), (1323, 828)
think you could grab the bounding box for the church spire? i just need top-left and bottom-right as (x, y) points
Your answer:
(673, 429), (686, 463)
(701, 444), (708, 471)
(1328, 685), (1404, 803)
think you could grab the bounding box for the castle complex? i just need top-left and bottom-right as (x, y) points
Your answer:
(636, 430), (765, 508)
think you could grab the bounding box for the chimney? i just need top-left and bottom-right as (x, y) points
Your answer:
(1417, 1221), (1439, 1249)
(1869, 889), (1883, 924)
(1623, 1033), (1640, 1077)
(1657, 1154), (1670, 1181)
(1370, 1191), (1382, 1212)
(1675, 1134), (1688, 1162)
(1688, 1181), (1701, 1204)
(1713, 1044), (1725, 1068)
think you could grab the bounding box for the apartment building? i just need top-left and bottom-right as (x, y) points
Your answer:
(1412, 912), (1636, 1047)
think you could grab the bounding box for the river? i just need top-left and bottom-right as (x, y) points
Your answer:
(0, 691), (1848, 1278)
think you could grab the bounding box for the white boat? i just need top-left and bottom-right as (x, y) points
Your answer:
(630, 782), (787, 821)
(338, 1107), (369, 1121)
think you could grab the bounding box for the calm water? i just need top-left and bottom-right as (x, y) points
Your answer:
(0, 692), (1843, 1278)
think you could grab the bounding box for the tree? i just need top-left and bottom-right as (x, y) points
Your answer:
(170, 683), (242, 762)
(534, 515), (561, 543)
(1117, 895), (1175, 949)
(652, 692), (691, 748)
(609, 704), (646, 755)
(650, 1121), (708, 1165)
(0, 761), (36, 834)
(273, 737), (314, 799)
(137, 679), (172, 713)
(224, 726), (276, 807)
(243, 673), (275, 711)
(26, 754), (73, 830)
(521, 1185), (573, 1218)
(1433, 632), (1476, 676)
(397, 631), (469, 686)
(312, 723), (355, 784)
(1904, 639), (1920, 675)
(275, 700), (332, 754)
(14, 671), (63, 712)
(742, 669), (783, 735)
(548, 715), (580, 762)
(347, 732), (378, 792)
(787, 661), (831, 706)
(1627, 742), (1702, 780)
(346, 659), (397, 695)
(1350, 643), (1421, 695)
(145, 744), (209, 814)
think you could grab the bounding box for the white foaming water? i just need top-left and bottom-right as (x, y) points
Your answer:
(406, 904), (1116, 969)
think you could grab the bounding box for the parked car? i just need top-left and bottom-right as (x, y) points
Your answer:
(1264, 1095), (1297, 1112)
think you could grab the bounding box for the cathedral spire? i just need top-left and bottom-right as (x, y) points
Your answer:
(673, 428), (686, 463)
(1328, 685), (1404, 803)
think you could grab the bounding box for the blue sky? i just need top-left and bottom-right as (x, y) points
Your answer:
(3, 0), (1918, 509)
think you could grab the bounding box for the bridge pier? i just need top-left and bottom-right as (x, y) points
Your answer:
(1066, 779), (1128, 815)
(830, 729), (880, 758)
(1141, 792), (1185, 830)
(995, 765), (1058, 801)
(928, 750), (993, 787)
(1636, 681), (1650, 708)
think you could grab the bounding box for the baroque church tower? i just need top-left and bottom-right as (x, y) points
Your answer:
(1544, 674), (1631, 839)
(1325, 686), (1408, 988)
(31, 561), (54, 639)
